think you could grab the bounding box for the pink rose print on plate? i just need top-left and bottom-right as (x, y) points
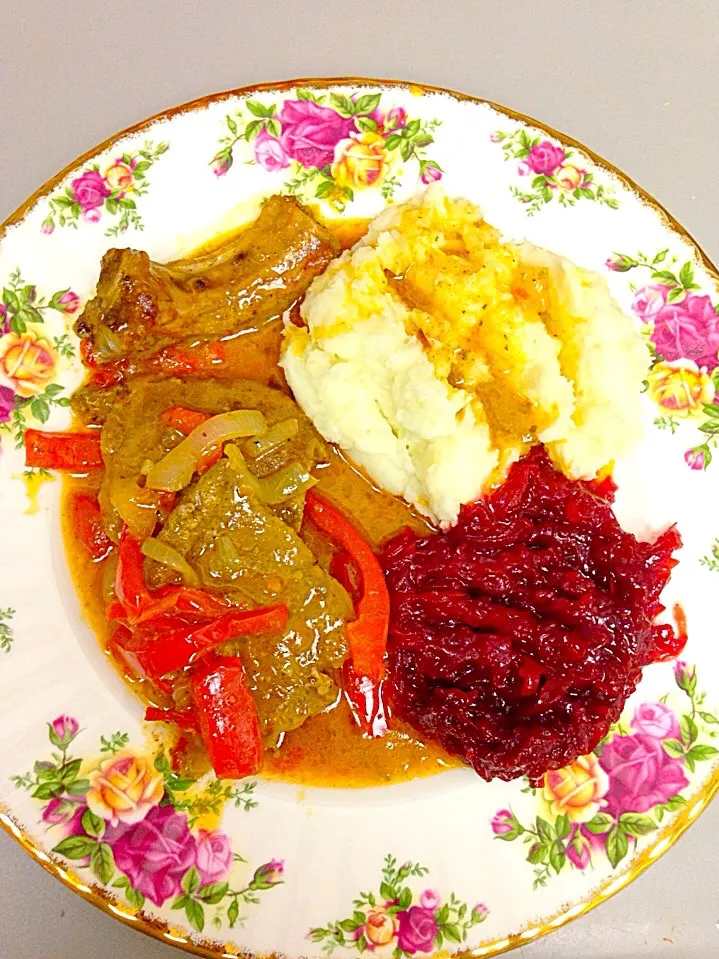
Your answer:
(526, 140), (566, 175)
(309, 855), (487, 952)
(605, 253), (637, 272)
(70, 170), (111, 221)
(651, 293), (719, 370)
(488, 671), (717, 881)
(420, 163), (443, 185)
(491, 809), (516, 836)
(106, 805), (197, 907)
(599, 732), (689, 817)
(56, 291), (80, 315)
(278, 100), (354, 169)
(419, 889), (440, 910)
(43, 797), (86, 831)
(610, 250), (719, 467)
(493, 127), (618, 212)
(195, 829), (233, 885)
(472, 904), (489, 922)
(397, 906), (438, 955)
(674, 660), (696, 692)
(211, 154), (232, 177)
(566, 828), (592, 870)
(685, 448), (706, 470)
(251, 858), (284, 888)
(253, 128), (290, 172)
(632, 284), (672, 321)
(50, 715), (79, 746)
(44, 801), (92, 864)
(631, 702), (680, 740)
(386, 106), (407, 129)
(211, 92), (441, 208)
(45, 141), (167, 233)
(370, 105), (408, 132)
(0, 385), (14, 425)
(12, 718), (282, 932)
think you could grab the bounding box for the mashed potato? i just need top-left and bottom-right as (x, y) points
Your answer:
(280, 187), (648, 526)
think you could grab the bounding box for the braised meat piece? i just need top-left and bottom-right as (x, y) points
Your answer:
(98, 376), (350, 745)
(150, 459), (352, 745)
(75, 195), (340, 364)
(98, 377), (328, 540)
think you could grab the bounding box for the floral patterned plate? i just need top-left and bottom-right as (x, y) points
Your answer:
(1, 78), (719, 959)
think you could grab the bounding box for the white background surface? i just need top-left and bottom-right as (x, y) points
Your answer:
(1, 1), (718, 956)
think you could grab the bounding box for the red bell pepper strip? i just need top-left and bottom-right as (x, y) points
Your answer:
(107, 624), (144, 680)
(106, 601), (127, 622)
(130, 585), (229, 625)
(144, 705), (198, 730)
(89, 360), (128, 388)
(79, 338), (99, 368)
(161, 406), (210, 434)
(152, 342), (227, 377)
(112, 604), (288, 680)
(157, 490), (178, 511)
(24, 429), (103, 471)
(191, 654), (263, 779)
(341, 661), (388, 738)
(305, 490), (389, 681)
(107, 626), (174, 695)
(114, 526), (229, 624)
(115, 527), (152, 614)
(69, 491), (112, 561)
(171, 734), (192, 773)
(329, 548), (362, 608)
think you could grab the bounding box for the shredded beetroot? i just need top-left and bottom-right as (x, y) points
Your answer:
(381, 447), (683, 782)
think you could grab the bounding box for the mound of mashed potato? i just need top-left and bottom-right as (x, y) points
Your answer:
(280, 186), (649, 527)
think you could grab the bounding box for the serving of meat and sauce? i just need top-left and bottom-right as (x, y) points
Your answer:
(25, 189), (685, 788)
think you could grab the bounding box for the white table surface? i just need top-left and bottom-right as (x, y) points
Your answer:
(1, 1), (718, 956)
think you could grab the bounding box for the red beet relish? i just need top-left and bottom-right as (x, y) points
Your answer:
(381, 447), (684, 782)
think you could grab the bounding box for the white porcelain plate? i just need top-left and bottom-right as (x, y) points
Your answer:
(2, 79), (719, 958)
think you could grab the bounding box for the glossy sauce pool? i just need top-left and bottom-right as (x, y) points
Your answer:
(61, 215), (462, 788)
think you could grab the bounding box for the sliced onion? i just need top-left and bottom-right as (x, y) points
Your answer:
(224, 444), (261, 495)
(141, 537), (198, 586)
(146, 409), (267, 492)
(225, 444), (316, 505)
(243, 418), (299, 459)
(109, 477), (160, 538)
(94, 326), (123, 361)
(215, 534), (242, 569)
(256, 462), (317, 505)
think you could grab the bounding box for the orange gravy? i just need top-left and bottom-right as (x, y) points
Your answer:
(61, 216), (461, 787)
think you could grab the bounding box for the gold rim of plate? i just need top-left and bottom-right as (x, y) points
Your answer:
(1, 76), (718, 959)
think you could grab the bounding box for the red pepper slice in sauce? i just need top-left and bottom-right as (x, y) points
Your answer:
(191, 654), (263, 779)
(69, 491), (112, 561)
(24, 429), (103, 471)
(305, 490), (390, 682)
(111, 604), (288, 680)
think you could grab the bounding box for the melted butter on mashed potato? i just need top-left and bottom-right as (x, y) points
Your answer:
(280, 186), (649, 527)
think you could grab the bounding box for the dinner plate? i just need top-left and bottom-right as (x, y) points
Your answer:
(2, 78), (719, 959)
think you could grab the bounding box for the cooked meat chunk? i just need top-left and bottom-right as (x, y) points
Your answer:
(97, 376), (349, 743)
(149, 460), (351, 745)
(75, 195), (339, 364)
(98, 377), (328, 540)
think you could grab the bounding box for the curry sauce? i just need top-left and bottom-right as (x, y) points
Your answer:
(62, 444), (458, 787)
(61, 214), (460, 788)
